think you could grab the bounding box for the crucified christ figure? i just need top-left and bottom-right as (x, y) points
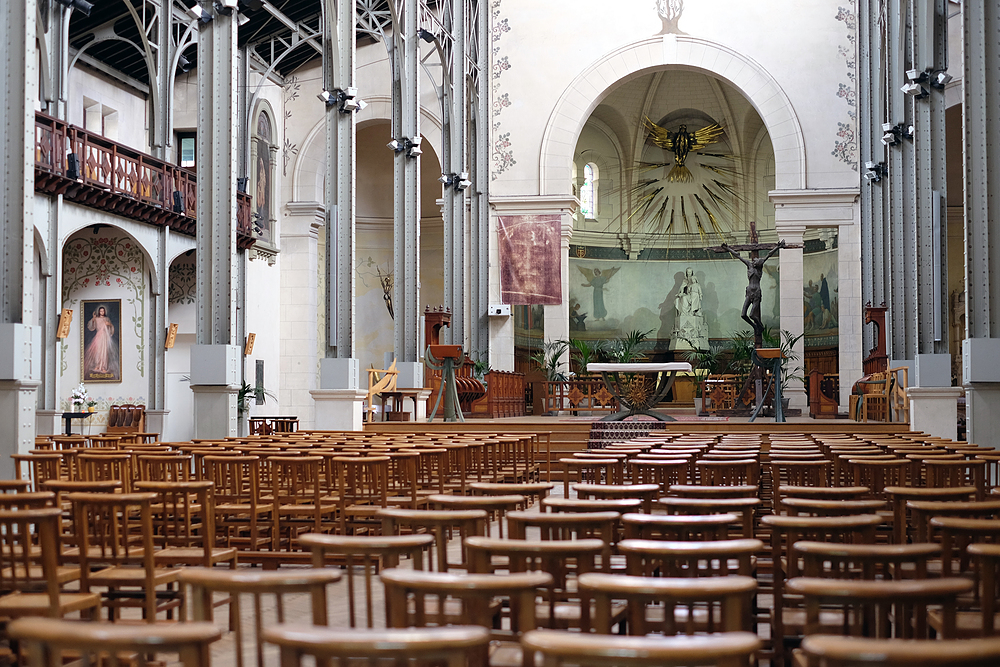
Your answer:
(709, 221), (794, 347)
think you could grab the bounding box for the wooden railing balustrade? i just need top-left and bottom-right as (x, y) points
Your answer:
(34, 112), (255, 249)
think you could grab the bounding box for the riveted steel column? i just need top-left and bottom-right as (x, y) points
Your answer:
(39, 0), (69, 118)
(469, 0), (489, 360)
(324, 0), (357, 360)
(908, 0), (948, 356)
(393, 0), (421, 364)
(0, 0), (40, 472)
(859, 0), (885, 358)
(963, 0), (1000, 445)
(192, 1), (239, 438)
(442, 0), (467, 348)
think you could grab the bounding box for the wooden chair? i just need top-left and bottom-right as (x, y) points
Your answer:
(622, 512), (739, 542)
(800, 635), (1000, 667)
(465, 536), (608, 629)
(669, 484), (758, 498)
(521, 629), (761, 667)
(366, 359), (399, 423)
(298, 533), (433, 628)
(559, 458), (624, 496)
(428, 493), (524, 538)
(572, 483), (660, 513)
(628, 459), (690, 496)
(179, 567), (342, 667)
(619, 537), (761, 578)
(889, 365), (910, 423)
(907, 498), (1000, 543)
(770, 461), (831, 511)
(8, 617), (219, 667)
(762, 513), (883, 667)
(780, 498), (887, 517)
(542, 497), (643, 515)
(0, 507), (100, 621)
(263, 625), (491, 667)
(969, 542), (1000, 635)
(795, 541), (942, 581)
(136, 453), (192, 482)
(0, 480), (31, 493)
(695, 459), (759, 486)
(381, 568), (551, 667)
(507, 510), (619, 551)
(335, 455), (392, 535)
(203, 455), (270, 551)
(67, 491), (182, 623)
(786, 577), (972, 644)
(884, 485), (977, 543)
(270, 455), (337, 549)
(469, 481), (554, 507)
(657, 497), (759, 539)
(378, 508), (486, 572)
(579, 571), (757, 635)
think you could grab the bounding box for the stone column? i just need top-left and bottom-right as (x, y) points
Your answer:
(908, 386), (964, 441)
(774, 223), (807, 409)
(282, 202), (323, 428)
(0, 0), (40, 472)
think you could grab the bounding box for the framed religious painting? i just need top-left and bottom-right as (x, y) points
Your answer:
(81, 299), (122, 383)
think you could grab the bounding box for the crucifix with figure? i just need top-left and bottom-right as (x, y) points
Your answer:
(709, 221), (797, 347)
(708, 221), (800, 420)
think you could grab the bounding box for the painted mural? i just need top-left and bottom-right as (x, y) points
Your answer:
(803, 247), (839, 341)
(566, 257), (780, 346)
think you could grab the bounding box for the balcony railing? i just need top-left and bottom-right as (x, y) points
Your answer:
(34, 112), (255, 249)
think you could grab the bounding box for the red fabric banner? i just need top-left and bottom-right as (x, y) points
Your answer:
(497, 214), (562, 305)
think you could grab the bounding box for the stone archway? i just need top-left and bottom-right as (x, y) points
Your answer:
(539, 35), (806, 196)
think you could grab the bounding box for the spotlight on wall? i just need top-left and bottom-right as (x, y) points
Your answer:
(387, 139), (403, 152)
(177, 55), (193, 73)
(417, 28), (437, 43)
(214, 0), (238, 14)
(317, 90), (338, 107)
(863, 161), (885, 184)
(881, 122), (901, 147)
(237, 12), (251, 26)
(66, 152), (81, 180)
(172, 191), (185, 213)
(901, 68), (929, 98)
(931, 70), (952, 88)
(53, 0), (92, 16)
(187, 3), (213, 22)
(407, 135), (422, 158)
(456, 172), (472, 190)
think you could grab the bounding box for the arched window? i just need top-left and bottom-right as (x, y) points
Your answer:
(580, 163), (598, 219)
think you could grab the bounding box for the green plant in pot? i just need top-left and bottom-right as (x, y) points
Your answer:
(562, 338), (608, 376)
(762, 328), (805, 396)
(602, 329), (653, 364)
(529, 340), (569, 382)
(680, 340), (731, 399)
(237, 381), (276, 414)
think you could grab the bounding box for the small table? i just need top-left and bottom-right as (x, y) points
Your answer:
(586, 362), (692, 421)
(61, 411), (91, 436)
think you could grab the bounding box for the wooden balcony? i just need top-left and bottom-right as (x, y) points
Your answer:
(33, 112), (255, 250)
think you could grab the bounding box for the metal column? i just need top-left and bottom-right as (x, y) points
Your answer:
(392, 0), (422, 366)
(192, 1), (239, 438)
(441, 0), (467, 349)
(469, 0), (490, 360)
(962, 1), (1000, 446)
(0, 0), (40, 472)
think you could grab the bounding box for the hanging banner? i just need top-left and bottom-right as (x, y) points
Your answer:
(497, 214), (562, 305)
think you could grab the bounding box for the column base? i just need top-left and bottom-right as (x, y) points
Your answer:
(36, 410), (62, 438)
(191, 385), (237, 440)
(0, 379), (41, 478)
(311, 389), (367, 431)
(907, 386), (964, 441)
(964, 383), (1000, 447)
(144, 410), (170, 440)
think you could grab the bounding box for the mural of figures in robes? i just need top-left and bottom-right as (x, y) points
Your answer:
(578, 266), (620, 321)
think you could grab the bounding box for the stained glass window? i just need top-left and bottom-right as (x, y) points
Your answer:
(580, 163), (598, 218)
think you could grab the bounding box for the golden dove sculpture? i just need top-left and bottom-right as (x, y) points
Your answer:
(645, 118), (725, 183)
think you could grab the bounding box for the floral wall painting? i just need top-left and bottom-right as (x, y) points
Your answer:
(81, 299), (122, 383)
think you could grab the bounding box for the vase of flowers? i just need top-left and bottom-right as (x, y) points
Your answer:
(70, 383), (91, 413)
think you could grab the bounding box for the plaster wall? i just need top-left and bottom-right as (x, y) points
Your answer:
(67, 65), (149, 152)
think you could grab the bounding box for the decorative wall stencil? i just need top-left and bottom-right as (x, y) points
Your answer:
(490, 0), (516, 181)
(497, 214), (562, 305)
(62, 235), (147, 377)
(168, 255), (196, 305)
(282, 76), (300, 176)
(832, 2), (858, 170)
(656, 0), (687, 35)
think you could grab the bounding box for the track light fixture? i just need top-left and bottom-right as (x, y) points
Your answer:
(881, 122), (903, 147)
(863, 161), (885, 184)
(319, 88), (367, 113)
(388, 136), (422, 158)
(417, 28), (437, 43)
(187, 3), (213, 22)
(53, 0), (92, 16)
(214, 0), (239, 15)
(439, 172), (472, 190)
(930, 70), (952, 88)
(901, 68), (929, 98)
(177, 55), (193, 73)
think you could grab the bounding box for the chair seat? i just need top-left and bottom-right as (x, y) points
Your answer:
(276, 502), (337, 514)
(488, 640), (524, 667)
(153, 546), (238, 566)
(778, 607), (848, 634)
(535, 599), (628, 629)
(88, 565), (181, 586)
(0, 564), (83, 585)
(928, 608), (1000, 638)
(215, 503), (270, 514)
(0, 591), (101, 617)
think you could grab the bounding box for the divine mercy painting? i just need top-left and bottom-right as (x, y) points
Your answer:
(81, 299), (122, 383)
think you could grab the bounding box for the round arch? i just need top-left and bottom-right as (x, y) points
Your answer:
(540, 35), (806, 195)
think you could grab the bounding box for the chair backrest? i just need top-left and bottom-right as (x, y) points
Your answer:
(579, 571), (757, 635)
(133, 480), (216, 555)
(521, 629), (761, 667)
(298, 533), (432, 628)
(179, 567), (341, 667)
(787, 576), (973, 639)
(800, 635), (1000, 667)
(619, 537), (762, 578)
(8, 617), (219, 667)
(137, 454), (192, 482)
(621, 512), (739, 541)
(263, 625), (491, 667)
(0, 507), (62, 612)
(381, 567), (551, 640)
(507, 509), (619, 546)
(796, 541), (941, 580)
(378, 508), (486, 572)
